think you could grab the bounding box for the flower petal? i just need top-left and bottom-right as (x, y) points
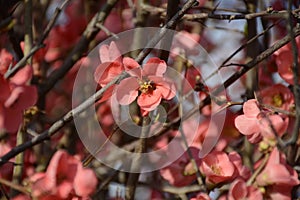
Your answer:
(234, 115), (260, 136)
(137, 89), (162, 111)
(99, 41), (122, 63)
(243, 99), (260, 118)
(150, 76), (176, 100)
(99, 44), (110, 63)
(116, 77), (139, 105)
(143, 58), (167, 77)
(276, 51), (299, 85)
(123, 57), (139, 70)
(10, 65), (33, 85)
(94, 61), (123, 86)
(108, 41), (122, 63)
(74, 166), (98, 197)
(123, 57), (142, 77)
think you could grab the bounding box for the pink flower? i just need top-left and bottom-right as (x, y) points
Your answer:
(275, 48), (300, 85)
(94, 41), (123, 85)
(258, 84), (294, 111)
(256, 148), (299, 187)
(116, 57), (176, 115)
(0, 65), (37, 133)
(94, 41), (123, 102)
(30, 150), (98, 199)
(234, 99), (288, 143)
(45, 1), (87, 62)
(228, 179), (263, 200)
(160, 147), (201, 187)
(256, 148), (299, 199)
(200, 151), (236, 185)
(0, 49), (13, 75)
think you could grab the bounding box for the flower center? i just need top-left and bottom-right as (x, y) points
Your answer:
(272, 94), (283, 107)
(211, 164), (222, 175)
(139, 79), (155, 94)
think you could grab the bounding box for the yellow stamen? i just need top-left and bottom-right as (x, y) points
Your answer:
(139, 80), (154, 94)
(211, 165), (222, 175)
(272, 94), (283, 107)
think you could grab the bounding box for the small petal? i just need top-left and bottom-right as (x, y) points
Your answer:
(74, 166), (98, 197)
(276, 51), (299, 85)
(150, 76), (176, 100)
(143, 58), (167, 77)
(94, 61), (123, 85)
(123, 57), (140, 70)
(99, 41), (122, 63)
(10, 65), (33, 85)
(234, 116), (260, 136)
(108, 41), (122, 63)
(99, 44), (110, 63)
(229, 179), (247, 200)
(123, 57), (142, 77)
(243, 99), (260, 118)
(116, 77), (139, 105)
(137, 90), (162, 111)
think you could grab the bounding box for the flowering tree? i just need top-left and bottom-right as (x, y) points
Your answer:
(0, 0), (300, 200)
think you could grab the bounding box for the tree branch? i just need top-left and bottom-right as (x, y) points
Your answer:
(39, 0), (119, 96)
(4, 0), (70, 79)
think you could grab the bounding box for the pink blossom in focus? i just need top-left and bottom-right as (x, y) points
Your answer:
(94, 41), (123, 102)
(116, 57), (176, 116)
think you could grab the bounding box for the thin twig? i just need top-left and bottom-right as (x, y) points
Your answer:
(246, 153), (269, 185)
(0, 177), (30, 195)
(125, 117), (150, 200)
(142, 5), (300, 21)
(11, 0), (33, 195)
(135, 0), (198, 64)
(4, 0), (70, 79)
(0, 0), (198, 166)
(39, 0), (119, 96)
(158, 0), (180, 62)
(96, 23), (119, 39)
(283, 0), (300, 148)
(116, 26), (300, 155)
(0, 72), (127, 166)
(1, 0), (298, 171)
(205, 21), (277, 82)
